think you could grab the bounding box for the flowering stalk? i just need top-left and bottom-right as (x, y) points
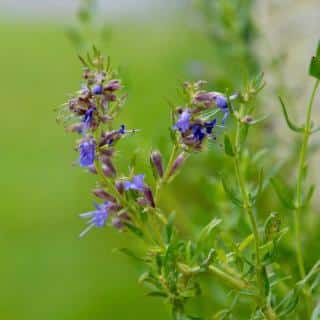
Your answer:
(228, 89), (277, 319)
(294, 79), (320, 278)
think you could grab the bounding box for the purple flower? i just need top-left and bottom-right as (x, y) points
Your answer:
(221, 112), (229, 125)
(215, 95), (228, 112)
(82, 107), (95, 130)
(174, 110), (191, 133)
(193, 92), (216, 103)
(169, 153), (186, 177)
(150, 150), (164, 178)
(118, 124), (125, 134)
(124, 174), (145, 192)
(191, 124), (206, 142)
(92, 84), (103, 95)
(194, 91), (237, 123)
(81, 84), (90, 95)
(79, 139), (95, 167)
(204, 119), (217, 134)
(105, 79), (121, 91)
(79, 202), (111, 237)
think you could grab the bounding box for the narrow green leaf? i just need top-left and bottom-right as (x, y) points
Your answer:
(238, 234), (254, 252)
(147, 291), (167, 298)
(164, 216), (176, 244)
(252, 148), (268, 164)
(276, 288), (300, 316)
(279, 96), (304, 132)
(224, 133), (235, 157)
(248, 114), (270, 125)
(124, 222), (144, 238)
(197, 218), (222, 244)
(311, 303), (320, 320)
(309, 56), (320, 80)
(77, 54), (89, 67)
(262, 160), (284, 190)
(220, 174), (243, 207)
(239, 124), (249, 147)
(270, 178), (295, 209)
(251, 167), (264, 201)
(114, 248), (143, 261)
(303, 184), (315, 207)
(86, 52), (94, 67)
(261, 267), (270, 297)
(310, 274), (320, 292)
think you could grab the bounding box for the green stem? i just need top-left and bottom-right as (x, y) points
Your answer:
(263, 304), (278, 320)
(234, 156), (262, 289)
(293, 80), (319, 318)
(208, 265), (249, 291)
(234, 119), (262, 289)
(233, 115), (277, 319)
(294, 79), (319, 278)
(155, 144), (178, 203)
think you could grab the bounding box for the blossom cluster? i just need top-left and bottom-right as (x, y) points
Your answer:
(173, 81), (237, 151)
(57, 50), (237, 239)
(58, 49), (156, 236)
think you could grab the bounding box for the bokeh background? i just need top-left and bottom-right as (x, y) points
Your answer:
(0, 0), (319, 319)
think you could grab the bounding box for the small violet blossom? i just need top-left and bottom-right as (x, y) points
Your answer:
(92, 84), (103, 95)
(79, 202), (111, 237)
(118, 124), (126, 134)
(191, 124), (206, 142)
(204, 119), (217, 134)
(191, 119), (217, 142)
(124, 174), (145, 192)
(194, 91), (238, 125)
(174, 110), (191, 133)
(82, 106), (95, 131)
(79, 139), (95, 167)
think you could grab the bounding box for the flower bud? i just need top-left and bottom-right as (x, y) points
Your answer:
(112, 212), (130, 230)
(104, 79), (121, 91)
(87, 164), (97, 174)
(143, 187), (155, 208)
(100, 155), (116, 177)
(92, 189), (115, 201)
(104, 93), (117, 102)
(137, 197), (148, 207)
(67, 123), (83, 133)
(169, 153), (186, 178)
(102, 165), (115, 178)
(100, 115), (112, 123)
(150, 150), (164, 178)
(242, 115), (253, 124)
(100, 148), (115, 157)
(112, 217), (123, 230)
(115, 180), (125, 194)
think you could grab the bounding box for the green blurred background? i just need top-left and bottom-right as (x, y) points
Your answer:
(1, 1), (319, 319)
